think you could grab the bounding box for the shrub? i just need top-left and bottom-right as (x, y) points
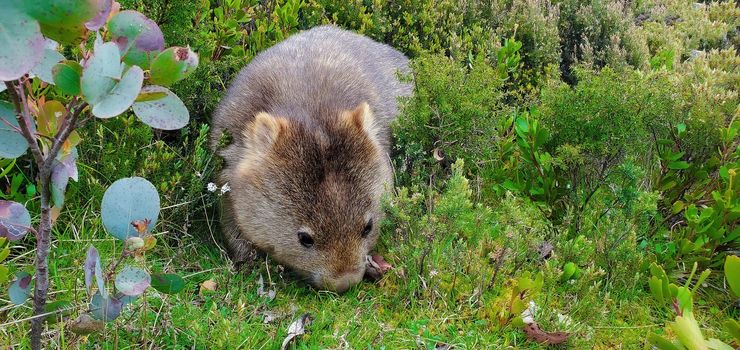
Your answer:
(391, 53), (509, 191)
(0, 2), (198, 348)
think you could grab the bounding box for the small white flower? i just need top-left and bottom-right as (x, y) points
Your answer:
(429, 270), (439, 277)
(220, 183), (231, 194)
(207, 182), (218, 192)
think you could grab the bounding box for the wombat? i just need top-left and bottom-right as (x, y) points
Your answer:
(211, 25), (412, 292)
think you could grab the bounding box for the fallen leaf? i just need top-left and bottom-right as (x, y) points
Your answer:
(433, 147), (445, 161)
(67, 313), (105, 335)
(199, 279), (217, 294)
(257, 274), (276, 300)
(365, 254), (392, 281)
(263, 310), (277, 324)
(281, 313), (311, 350)
(520, 301), (538, 325)
(523, 322), (570, 345)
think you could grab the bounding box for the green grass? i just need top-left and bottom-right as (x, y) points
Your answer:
(1, 0), (738, 348)
(4, 155), (735, 349)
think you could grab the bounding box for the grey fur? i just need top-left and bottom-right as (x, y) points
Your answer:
(212, 25), (412, 155)
(210, 25), (412, 291)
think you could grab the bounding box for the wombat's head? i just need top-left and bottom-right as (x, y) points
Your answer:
(230, 102), (392, 293)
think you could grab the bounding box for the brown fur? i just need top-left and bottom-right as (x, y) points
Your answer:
(211, 25), (411, 292)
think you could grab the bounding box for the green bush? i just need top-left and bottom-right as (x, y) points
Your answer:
(391, 53), (510, 191)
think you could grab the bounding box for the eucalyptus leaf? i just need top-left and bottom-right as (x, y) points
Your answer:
(51, 147), (79, 208)
(149, 46), (199, 86)
(108, 11), (164, 67)
(90, 65), (144, 118)
(22, 0), (99, 44)
(30, 48), (65, 84)
(0, 101), (28, 159)
(101, 177), (160, 240)
(0, 200), (32, 241)
(84, 246), (108, 299)
(150, 273), (186, 294)
(81, 42), (123, 106)
(0, 1), (45, 80)
(9, 271), (32, 305)
(132, 85), (189, 130)
(52, 61), (83, 95)
(115, 266), (151, 296)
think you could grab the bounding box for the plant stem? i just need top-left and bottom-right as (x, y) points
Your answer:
(4, 80), (88, 350)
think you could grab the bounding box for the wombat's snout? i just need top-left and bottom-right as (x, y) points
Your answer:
(318, 266), (366, 293)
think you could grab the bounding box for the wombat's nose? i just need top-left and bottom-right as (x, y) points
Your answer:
(325, 269), (364, 293)
(332, 279), (352, 293)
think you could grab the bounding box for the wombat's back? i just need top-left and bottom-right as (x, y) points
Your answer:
(212, 25), (412, 158)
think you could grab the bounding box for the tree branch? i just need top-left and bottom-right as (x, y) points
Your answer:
(43, 98), (89, 170)
(4, 81), (44, 168)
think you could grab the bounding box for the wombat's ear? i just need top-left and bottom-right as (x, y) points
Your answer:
(343, 102), (376, 137)
(243, 112), (286, 152)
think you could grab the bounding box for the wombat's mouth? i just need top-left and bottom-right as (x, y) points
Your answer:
(316, 270), (365, 293)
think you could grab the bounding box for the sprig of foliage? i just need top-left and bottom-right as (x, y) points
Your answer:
(0, 1), (197, 348)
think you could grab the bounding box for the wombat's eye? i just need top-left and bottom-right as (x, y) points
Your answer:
(361, 219), (373, 238)
(297, 231), (314, 248)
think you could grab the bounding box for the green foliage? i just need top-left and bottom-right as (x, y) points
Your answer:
(391, 53), (508, 190)
(1, 0), (737, 347)
(647, 262), (735, 350)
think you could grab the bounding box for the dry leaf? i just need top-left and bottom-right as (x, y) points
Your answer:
(365, 254), (392, 281)
(523, 322), (570, 345)
(433, 148), (445, 161)
(130, 218), (151, 234)
(263, 311), (278, 324)
(200, 279), (217, 294)
(257, 274), (276, 300)
(67, 313), (104, 335)
(281, 313), (311, 350)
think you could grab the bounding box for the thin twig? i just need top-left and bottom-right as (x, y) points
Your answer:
(4, 80), (44, 166)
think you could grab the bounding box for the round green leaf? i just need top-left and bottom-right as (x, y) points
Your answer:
(149, 47), (199, 87)
(101, 177), (160, 240)
(30, 48), (65, 84)
(44, 300), (73, 324)
(561, 262), (577, 281)
(0, 200), (32, 241)
(9, 271), (32, 305)
(0, 101), (28, 159)
(0, 1), (45, 80)
(21, 0), (99, 44)
(89, 292), (122, 322)
(81, 42), (122, 106)
(150, 273), (186, 294)
(108, 11), (164, 67)
(85, 0), (112, 31)
(90, 65), (144, 118)
(132, 85), (189, 130)
(22, 0), (99, 28)
(52, 61), (83, 95)
(115, 265), (150, 296)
